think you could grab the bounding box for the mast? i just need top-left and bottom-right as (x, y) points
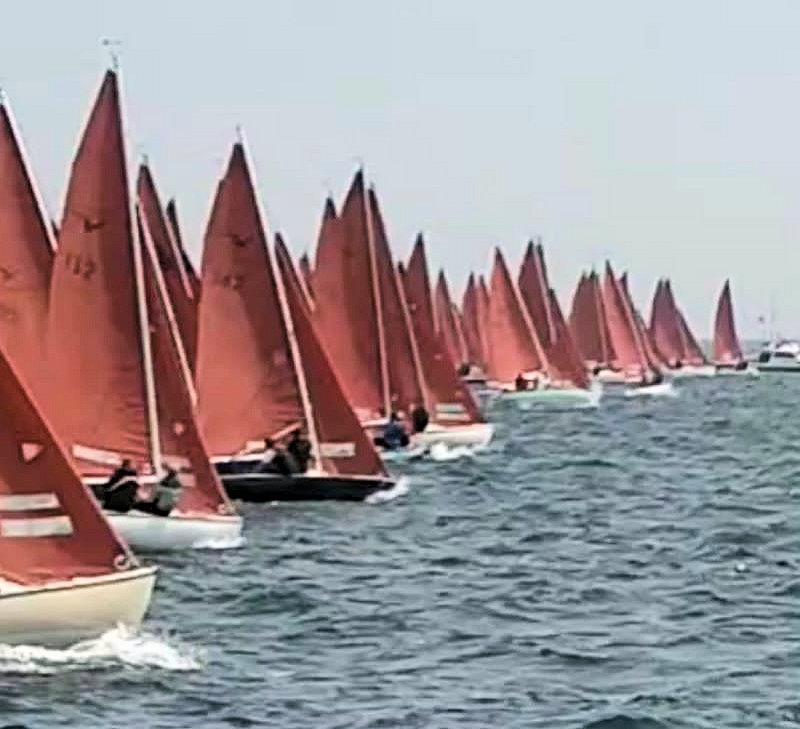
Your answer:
(364, 180), (391, 415)
(239, 133), (321, 466)
(1, 92), (58, 253)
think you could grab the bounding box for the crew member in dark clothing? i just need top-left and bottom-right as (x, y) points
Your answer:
(514, 372), (528, 391)
(410, 404), (430, 434)
(134, 465), (182, 517)
(101, 459), (139, 513)
(374, 412), (410, 450)
(287, 429), (313, 473)
(257, 438), (294, 476)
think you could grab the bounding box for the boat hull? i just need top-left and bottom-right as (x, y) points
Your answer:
(107, 511), (243, 551)
(218, 466), (396, 503)
(669, 364), (716, 378)
(0, 567), (157, 648)
(715, 363), (760, 377)
(412, 422), (494, 449)
(498, 385), (601, 410)
(595, 369), (627, 384)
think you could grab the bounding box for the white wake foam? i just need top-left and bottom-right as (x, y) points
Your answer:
(0, 625), (202, 674)
(428, 442), (476, 462)
(191, 534), (247, 550)
(365, 476), (410, 504)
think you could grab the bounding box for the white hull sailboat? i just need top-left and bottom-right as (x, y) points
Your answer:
(412, 421), (495, 449)
(106, 511), (242, 551)
(0, 567), (156, 648)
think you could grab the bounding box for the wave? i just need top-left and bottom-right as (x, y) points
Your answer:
(428, 442), (477, 462)
(191, 534), (247, 550)
(0, 625), (202, 675)
(365, 476), (410, 504)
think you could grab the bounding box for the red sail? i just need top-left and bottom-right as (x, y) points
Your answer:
(0, 99), (54, 389)
(518, 241), (556, 350)
(461, 273), (487, 369)
(46, 70), (151, 476)
(546, 288), (590, 389)
(649, 279), (683, 366)
(140, 212), (232, 515)
(486, 248), (549, 383)
(313, 174), (385, 419)
(196, 144), (304, 456)
(0, 343), (134, 585)
(298, 252), (315, 306)
(568, 274), (597, 365)
(434, 271), (467, 369)
(275, 237), (387, 477)
(676, 308), (707, 366)
(620, 273), (662, 373)
(165, 198), (202, 301)
(713, 280), (743, 364)
(137, 165), (198, 370)
(601, 263), (646, 376)
(402, 238), (482, 423)
(368, 189), (425, 413)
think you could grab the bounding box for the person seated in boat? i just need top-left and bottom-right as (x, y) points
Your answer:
(374, 412), (410, 450)
(258, 438), (295, 476)
(457, 362), (470, 377)
(134, 465), (183, 517)
(100, 459), (139, 513)
(514, 372), (528, 391)
(410, 403), (430, 434)
(287, 429), (312, 473)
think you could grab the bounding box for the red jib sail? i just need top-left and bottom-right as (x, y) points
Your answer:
(313, 173), (387, 420)
(487, 248), (550, 383)
(298, 252), (315, 307)
(461, 273), (488, 370)
(569, 271), (615, 369)
(402, 236), (482, 424)
(546, 288), (590, 389)
(601, 262), (647, 377)
(165, 198), (202, 302)
(196, 144), (305, 456)
(0, 98), (54, 390)
(46, 70), (152, 477)
(713, 280), (743, 364)
(137, 164), (198, 370)
(275, 237), (387, 477)
(368, 189), (426, 414)
(675, 308), (707, 366)
(620, 273), (663, 373)
(140, 209), (233, 516)
(649, 279), (683, 366)
(434, 270), (468, 369)
(518, 241), (556, 350)
(0, 342), (136, 585)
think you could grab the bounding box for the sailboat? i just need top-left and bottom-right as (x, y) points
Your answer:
(0, 339), (157, 646)
(602, 263), (673, 397)
(196, 144), (394, 502)
(650, 279), (715, 378)
(45, 70), (241, 550)
(459, 273), (498, 409)
(399, 235), (493, 448)
(568, 271), (622, 383)
(434, 270), (469, 371)
(518, 241), (601, 403)
(713, 280), (758, 376)
(488, 248), (596, 408)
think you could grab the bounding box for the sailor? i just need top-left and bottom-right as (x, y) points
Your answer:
(101, 459), (139, 513)
(287, 429), (313, 473)
(258, 438), (295, 476)
(374, 412), (410, 450)
(514, 372), (527, 391)
(410, 403), (430, 434)
(134, 464), (182, 517)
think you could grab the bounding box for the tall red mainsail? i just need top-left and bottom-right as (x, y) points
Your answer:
(313, 173), (387, 420)
(546, 288), (590, 389)
(196, 144), (305, 456)
(434, 271), (467, 369)
(0, 98), (54, 389)
(138, 164), (198, 369)
(461, 273), (487, 369)
(601, 263), (648, 377)
(649, 279), (683, 366)
(0, 343), (135, 585)
(298, 252), (315, 306)
(713, 280), (743, 364)
(46, 70), (152, 476)
(402, 236), (482, 423)
(165, 198), (202, 301)
(569, 271), (615, 369)
(518, 241), (556, 350)
(486, 248), (549, 383)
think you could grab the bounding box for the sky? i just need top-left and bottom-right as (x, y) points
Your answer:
(2, 1), (800, 338)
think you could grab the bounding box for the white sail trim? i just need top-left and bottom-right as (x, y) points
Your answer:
(320, 442), (356, 458)
(1, 515), (73, 538)
(72, 444), (124, 467)
(0, 493), (60, 511)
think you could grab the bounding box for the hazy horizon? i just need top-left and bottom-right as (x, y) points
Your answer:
(3, 1), (799, 338)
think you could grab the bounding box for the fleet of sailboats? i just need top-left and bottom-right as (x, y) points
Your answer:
(0, 63), (765, 647)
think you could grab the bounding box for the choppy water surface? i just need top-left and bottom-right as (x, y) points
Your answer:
(1, 376), (798, 728)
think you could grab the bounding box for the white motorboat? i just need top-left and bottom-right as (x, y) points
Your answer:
(756, 340), (800, 372)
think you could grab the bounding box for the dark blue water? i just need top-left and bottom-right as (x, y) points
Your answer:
(1, 375), (797, 728)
